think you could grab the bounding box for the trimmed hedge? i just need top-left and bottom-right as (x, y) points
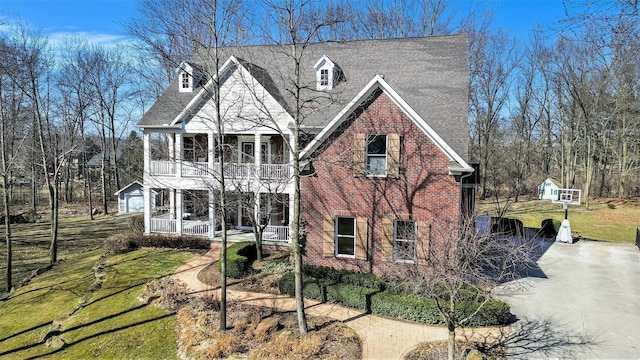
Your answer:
(301, 264), (385, 291)
(220, 242), (256, 279)
(104, 233), (211, 255)
(278, 271), (511, 327)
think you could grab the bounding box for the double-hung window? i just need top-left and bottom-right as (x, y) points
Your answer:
(335, 216), (356, 257)
(320, 69), (329, 86)
(181, 72), (190, 89)
(366, 135), (387, 176)
(394, 220), (416, 262)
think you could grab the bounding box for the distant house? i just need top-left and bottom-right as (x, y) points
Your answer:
(538, 178), (561, 200)
(115, 181), (155, 214)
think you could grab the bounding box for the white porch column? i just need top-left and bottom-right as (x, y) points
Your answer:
(168, 134), (175, 160)
(288, 133), (295, 166)
(288, 192), (294, 244)
(143, 132), (151, 178)
(143, 187), (152, 234)
(208, 132), (215, 176)
(209, 190), (216, 239)
(169, 189), (176, 219)
(254, 132), (261, 178)
(254, 191), (261, 227)
(176, 189), (183, 235)
(175, 133), (182, 177)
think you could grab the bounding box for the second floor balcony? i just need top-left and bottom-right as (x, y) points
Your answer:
(149, 160), (290, 180)
(145, 132), (293, 182)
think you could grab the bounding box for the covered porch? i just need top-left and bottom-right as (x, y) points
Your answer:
(144, 188), (291, 245)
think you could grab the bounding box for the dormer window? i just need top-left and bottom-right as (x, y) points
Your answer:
(178, 62), (195, 93)
(314, 55), (343, 91)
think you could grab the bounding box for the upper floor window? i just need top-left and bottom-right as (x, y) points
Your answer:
(354, 133), (400, 178)
(320, 69), (329, 86)
(181, 72), (190, 89)
(366, 135), (387, 176)
(394, 220), (416, 263)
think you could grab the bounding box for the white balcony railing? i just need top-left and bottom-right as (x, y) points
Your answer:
(149, 160), (290, 180)
(182, 161), (209, 177)
(150, 160), (176, 176)
(262, 225), (290, 243)
(260, 164), (290, 180)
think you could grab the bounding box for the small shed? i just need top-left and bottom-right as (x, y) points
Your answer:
(538, 178), (561, 200)
(114, 181), (154, 214)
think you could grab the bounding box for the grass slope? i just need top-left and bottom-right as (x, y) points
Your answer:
(0, 214), (130, 289)
(479, 199), (640, 243)
(0, 248), (198, 359)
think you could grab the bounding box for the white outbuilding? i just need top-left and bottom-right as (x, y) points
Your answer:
(538, 178), (561, 200)
(114, 181), (155, 214)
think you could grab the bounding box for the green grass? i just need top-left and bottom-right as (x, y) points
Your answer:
(478, 198), (640, 243)
(0, 214), (130, 289)
(0, 248), (198, 359)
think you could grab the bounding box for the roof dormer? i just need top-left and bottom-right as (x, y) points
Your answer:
(178, 62), (195, 93)
(314, 55), (342, 91)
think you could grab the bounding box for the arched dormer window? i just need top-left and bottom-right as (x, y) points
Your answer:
(314, 55), (342, 91)
(178, 62), (194, 93)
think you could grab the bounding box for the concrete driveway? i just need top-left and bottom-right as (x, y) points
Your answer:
(497, 239), (640, 359)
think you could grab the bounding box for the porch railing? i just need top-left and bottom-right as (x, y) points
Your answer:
(183, 220), (210, 236)
(151, 217), (177, 233)
(262, 225), (290, 243)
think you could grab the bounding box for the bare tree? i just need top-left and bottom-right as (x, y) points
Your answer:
(468, 28), (519, 199)
(130, 0), (248, 332)
(390, 218), (536, 360)
(7, 23), (62, 264)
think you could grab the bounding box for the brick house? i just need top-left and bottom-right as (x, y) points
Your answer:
(137, 35), (475, 275)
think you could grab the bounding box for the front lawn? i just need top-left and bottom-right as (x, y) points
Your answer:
(478, 198), (640, 243)
(0, 248), (198, 359)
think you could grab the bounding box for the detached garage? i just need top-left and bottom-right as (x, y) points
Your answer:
(115, 181), (155, 214)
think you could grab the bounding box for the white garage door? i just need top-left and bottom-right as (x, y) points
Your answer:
(126, 194), (144, 213)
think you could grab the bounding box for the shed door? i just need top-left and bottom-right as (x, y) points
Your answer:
(126, 194), (144, 213)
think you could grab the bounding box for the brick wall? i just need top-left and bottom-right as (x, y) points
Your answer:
(301, 90), (461, 277)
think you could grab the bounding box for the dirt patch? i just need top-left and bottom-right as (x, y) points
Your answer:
(404, 340), (505, 360)
(198, 247), (290, 294)
(176, 299), (361, 359)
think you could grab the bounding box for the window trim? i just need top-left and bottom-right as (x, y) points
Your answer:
(394, 219), (417, 263)
(335, 216), (356, 258)
(366, 134), (388, 177)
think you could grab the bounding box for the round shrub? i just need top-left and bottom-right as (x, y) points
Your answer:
(220, 242), (256, 279)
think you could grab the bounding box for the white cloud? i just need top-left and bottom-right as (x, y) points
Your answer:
(48, 31), (131, 47)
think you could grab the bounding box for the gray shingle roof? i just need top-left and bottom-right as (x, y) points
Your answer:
(137, 34), (469, 160)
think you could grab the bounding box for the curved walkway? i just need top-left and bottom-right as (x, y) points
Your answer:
(172, 244), (501, 360)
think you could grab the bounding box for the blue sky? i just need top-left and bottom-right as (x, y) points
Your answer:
(1, 0), (568, 46)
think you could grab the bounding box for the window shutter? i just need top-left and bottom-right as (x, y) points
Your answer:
(417, 221), (430, 264)
(382, 218), (394, 262)
(354, 133), (365, 176)
(388, 133), (400, 178)
(323, 216), (334, 257)
(356, 217), (368, 260)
